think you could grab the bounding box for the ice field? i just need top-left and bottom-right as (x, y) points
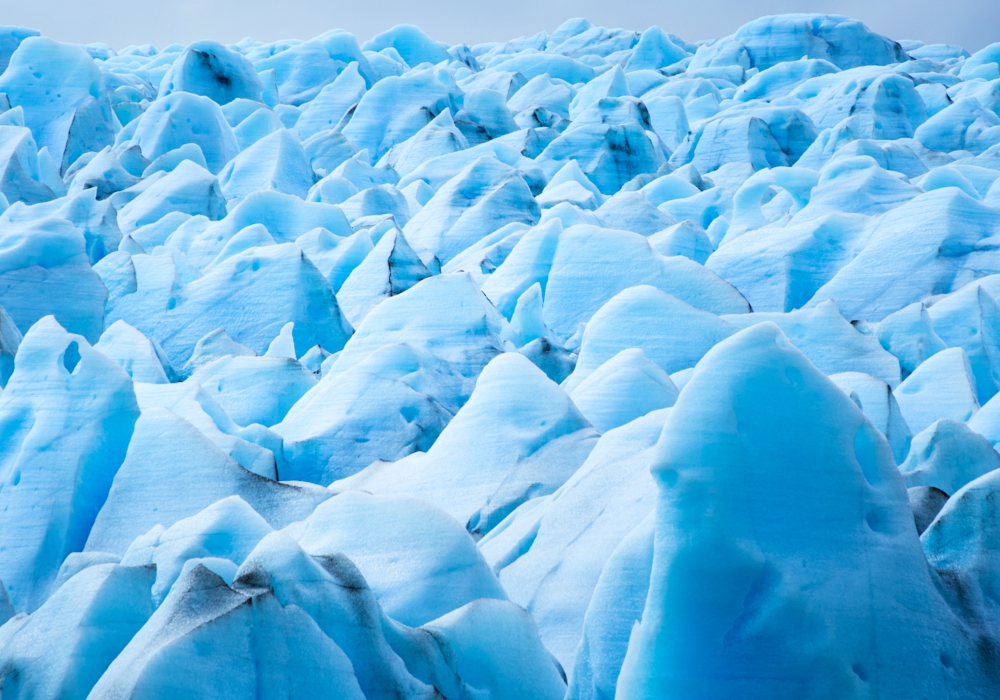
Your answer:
(0, 10), (999, 698)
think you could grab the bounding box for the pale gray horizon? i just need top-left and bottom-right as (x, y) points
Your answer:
(3, 0), (998, 53)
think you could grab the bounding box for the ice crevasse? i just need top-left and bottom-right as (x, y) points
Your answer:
(1, 11), (1000, 699)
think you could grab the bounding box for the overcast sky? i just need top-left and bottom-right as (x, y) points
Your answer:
(4, 0), (998, 53)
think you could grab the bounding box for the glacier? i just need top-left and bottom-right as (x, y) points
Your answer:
(0, 11), (999, 698)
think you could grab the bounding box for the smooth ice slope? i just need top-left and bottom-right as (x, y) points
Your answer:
(616, 323), (995, 699)
(563, 285), (737, 392)
(566, 516), (654, 700)
(338, 352), (598, 535)
(0, 563), (155, 699)
(286, 491), (506, 626)
(85, 409), (331, 554)
(479, 408), (666, 667)
(569, 349), (678, 431)
(276, 342), (467, 484)
(0, 37), (115, 171)
(0, 217), (108, 342)
(0, 318), (138, 610)
(900, 419), (1000, 495)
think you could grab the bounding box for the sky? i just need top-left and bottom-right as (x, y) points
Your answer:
(3, 0), (999, 53)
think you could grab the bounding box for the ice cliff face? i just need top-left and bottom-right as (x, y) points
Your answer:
(0, 12), (999, 699)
